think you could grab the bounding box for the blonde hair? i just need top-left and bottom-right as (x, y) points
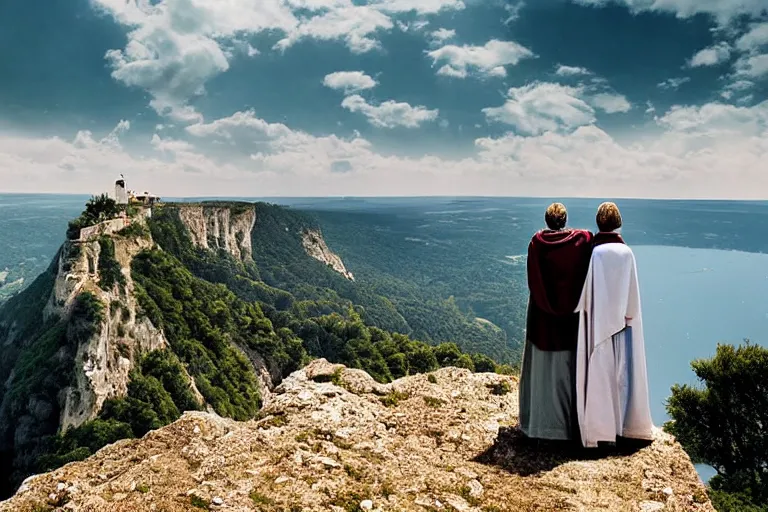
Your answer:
(596, 202), (622, 232)
(545, 202), (568, 230)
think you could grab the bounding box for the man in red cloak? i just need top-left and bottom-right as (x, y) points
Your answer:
(519, 202), (593, 442)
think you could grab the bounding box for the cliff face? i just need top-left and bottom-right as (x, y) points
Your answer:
(45, 232), (195, 431)
(174, 204), (354, 282)
(1, 360), (713, 512)
(302, 229), (355, 281)
(176, 205), (256, 261)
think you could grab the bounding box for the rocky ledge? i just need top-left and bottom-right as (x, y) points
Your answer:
(1, 360), (713, 512)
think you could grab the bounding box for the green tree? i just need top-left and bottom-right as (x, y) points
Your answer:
(67, 194), (121, 239)
(665, 341), (768, 511)
(83, 193), (120, 223)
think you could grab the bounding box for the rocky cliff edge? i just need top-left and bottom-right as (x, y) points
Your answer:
(1, 359), (713, 512)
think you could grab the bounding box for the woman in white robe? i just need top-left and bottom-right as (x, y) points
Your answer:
(574, 202), (655, 448)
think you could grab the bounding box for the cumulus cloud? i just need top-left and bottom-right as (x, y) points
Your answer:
(657, 102), (768, 140)
(2, 102), (768, 198)
(657, 77), (691, 90)
(323, 71), (378, 94)
(273, 5), (393, 53)
(427, 39), (535, 79)
(688, 42), (732, 67)
(271, 0), (462, 51)
(370, 0), (464, 14)
(482, 83), (631, 135)
(589, 93), (632, 113)
(186, 110), (293, 140)
(91, 0), (464, 122)
(735, 53), (768, 78)
(555, 64), (591, 76)
(429, 28), (456, 44)
(572, 0), (768, 24)
(341, 95), (439, 128)
(736, 21), (768, 51)
(482, 83), (596, 135)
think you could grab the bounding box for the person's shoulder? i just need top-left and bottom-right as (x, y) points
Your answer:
(571, 228), (593, 241)
(593, 242), (632, 258)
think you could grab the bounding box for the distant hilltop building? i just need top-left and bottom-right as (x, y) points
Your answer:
(130, 191), (161, 206)
(113, 176), (161, 206)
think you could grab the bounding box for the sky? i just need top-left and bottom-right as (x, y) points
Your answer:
(0, 0), (767, 199)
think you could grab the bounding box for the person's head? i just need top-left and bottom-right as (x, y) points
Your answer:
(545, 202), (568, 230)
(596, 202), (622, 232)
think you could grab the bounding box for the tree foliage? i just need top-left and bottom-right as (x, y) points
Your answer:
(0, 287), (104, 497)
(665, 341), (768, 511)
(38, 349), (202, 471)
(67, 194), (121, 240)
(149, 203), (518, 365)
(98, 236), (126, 290)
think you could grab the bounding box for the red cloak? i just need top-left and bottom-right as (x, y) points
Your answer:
(526, 228), (593, 351)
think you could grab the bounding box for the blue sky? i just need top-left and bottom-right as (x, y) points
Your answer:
(0, 0), (766, 198)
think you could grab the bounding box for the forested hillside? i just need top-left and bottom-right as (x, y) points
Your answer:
(150, 203), (516, 363)
(306, 208), (529, 363)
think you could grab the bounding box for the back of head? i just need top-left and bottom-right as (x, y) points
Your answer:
(545, 202), (568, 230)
(596, 202), (622, 232)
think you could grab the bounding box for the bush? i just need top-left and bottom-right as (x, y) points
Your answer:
(38, 419), (133, 471)
(67, 194), (121, 240)
(117, 222), (150, 239)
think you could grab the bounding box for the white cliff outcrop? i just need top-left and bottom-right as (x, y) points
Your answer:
(176, 205), (256, 261)
(302, 229), (355, 281)
(1, 359), (714, 512)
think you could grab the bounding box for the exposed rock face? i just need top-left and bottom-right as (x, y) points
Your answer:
(45, 229), (194, 431)
(1, 360), (713, 512)
(302, 229), (355, 281)
(176, 205), (256, 261)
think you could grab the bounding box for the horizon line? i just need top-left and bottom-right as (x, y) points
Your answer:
(1, 191), (767, 203)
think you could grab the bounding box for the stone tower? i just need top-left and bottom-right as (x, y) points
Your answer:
(115, 175), (128, 205)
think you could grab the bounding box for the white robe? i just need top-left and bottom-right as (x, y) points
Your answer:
(575, 242), (654, 448)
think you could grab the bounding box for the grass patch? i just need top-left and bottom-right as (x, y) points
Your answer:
(381, 481), (395, 498)
(295, 431), (311, 443)
(190, 495), (210, 509)
(250, 490), (275, 506)
(312, 368), (345, 387)
(136, 483), (149, 493)
(423, 396), (445, 408)
(333, 437), (354, 450)
(488, 380), (512, 396)
(260, 413), (288, 428)
(330, 490), (368, 512)
(379, 390), (409, 407)
(344, 463), (363, 481)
